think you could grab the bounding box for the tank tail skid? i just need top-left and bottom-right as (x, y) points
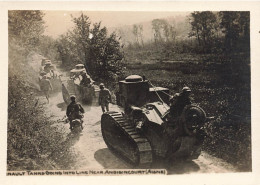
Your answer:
(170, 136), (202, 161)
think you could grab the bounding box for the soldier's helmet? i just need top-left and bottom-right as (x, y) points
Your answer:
(45, 62), (52, 66)
(70, 95), (76, 101)
(40, 71), (46, 76)
(182, 86), (191, 93)
(99, 83), (104, 89)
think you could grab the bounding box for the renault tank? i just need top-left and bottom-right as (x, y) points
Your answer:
(101, 75), (207, 168)
(61, 64), (99, 105)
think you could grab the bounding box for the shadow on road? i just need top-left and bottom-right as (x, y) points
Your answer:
(50, 91), (61, 98)
(94, 148), (200, 174)
(94, 148), (131, 169)
(83, 105), (91, 112)
(166, 160), (200, 174)
(66, 131), (83, 146)
(93, 120), (101, 126)
(57, 102), (67, 111)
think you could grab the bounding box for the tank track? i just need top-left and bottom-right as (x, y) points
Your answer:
(102, 111), (153, 168)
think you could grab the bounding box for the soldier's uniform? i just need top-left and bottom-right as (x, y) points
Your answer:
(44, 63), (55, 78)
(169, 92), (192, 118)
(80, 74), (92, 87)
(38, 71), (46, 86)
(66, 101), (85, 129)
(40, 76), (53, 103)
(66, 102), (84, 119)
(99, 84), (111, 113)
(163, 87), (192, 153)
(44, 65), (51, 73)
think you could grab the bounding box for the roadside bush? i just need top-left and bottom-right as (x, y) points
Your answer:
(8, 40), (78, 170)
(56, 14), (124, 83)
(37, 35), (60, 62)
(8, 10), (79, 170)
(8, 75), (78, 170)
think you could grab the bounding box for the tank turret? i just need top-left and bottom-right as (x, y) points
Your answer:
(117, 75), (169, 110)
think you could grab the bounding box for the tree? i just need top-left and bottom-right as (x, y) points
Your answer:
(219, 11), (240, 51)
(152, 19), (176, 43)
(160, 19), (170, 42)
(239, 12), (250, 40)
(8, 10), (45, 48)
(138, 25), (144, 47)
(132, 24), (144, 47)
(56, 13), (124, 81)
(219, 11), (249, 52)
(132, 24), (139, 45)
(116, 28), (127, 46)
(152, 19), (163, 43)
(56, 33), (78, 66)
(169, 25), (177, 42)
(189, 11), (218, 51)
(70, 14), (91, 72)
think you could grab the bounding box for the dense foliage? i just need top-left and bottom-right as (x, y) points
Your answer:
(8, 10), (77, 170)
(8, 74), (77, 170)
(125, 11), (249, 54)
(56, 13), (124, 81)
(9, 10), (45, 49)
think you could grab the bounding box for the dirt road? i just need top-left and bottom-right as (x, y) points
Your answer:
(38, 91), (237, 174)
(33, 54), (237, 174)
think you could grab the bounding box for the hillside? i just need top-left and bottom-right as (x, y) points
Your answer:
(108, 14), (191, 45)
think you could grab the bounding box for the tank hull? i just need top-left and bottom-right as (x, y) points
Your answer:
(101, 75), (205, 167)
(62, 79), (99, 105)
(101, 111), (203, 168)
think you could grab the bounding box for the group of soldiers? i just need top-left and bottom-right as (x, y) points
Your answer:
(39, 59), (193, 131)
(66, 83), (192, 131)
(66, 83), (111, 130)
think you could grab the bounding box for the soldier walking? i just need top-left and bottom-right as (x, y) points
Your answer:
(40, 75), (53, 103)
(98, 83), (111, 113)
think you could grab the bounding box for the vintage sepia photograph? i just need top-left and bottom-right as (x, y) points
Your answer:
(7, 8), (252, 176)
